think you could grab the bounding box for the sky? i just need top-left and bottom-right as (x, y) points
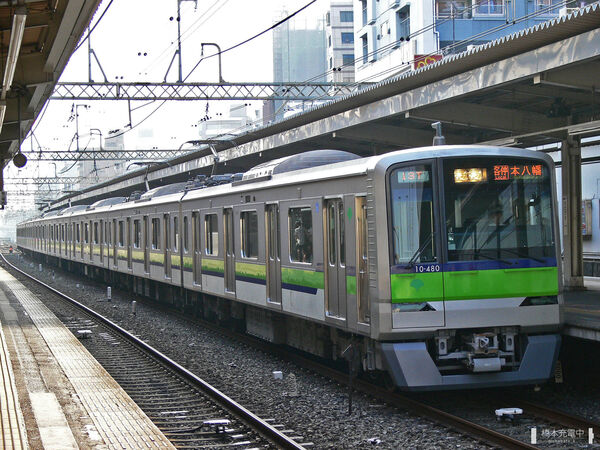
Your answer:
(19, 0), (330, 179)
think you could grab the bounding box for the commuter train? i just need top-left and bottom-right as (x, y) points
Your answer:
(16, 146), (562, 390)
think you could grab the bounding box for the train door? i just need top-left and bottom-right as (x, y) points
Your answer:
(80, 222), (85, 258)
(388, 161), (444, 327)
(192, 212), (201, 285)
(88, 221), (93, 258)
(127, 218), (132, 269)
(143, 216), (150, 273)
(164, 214), (172, 278)
(224, 208), (236, 294)
(112, 219), (118, 266)
(325, 198), (347, 320)
(99, 220), (104, 263)
(265, 204), (281, 306)
(356, 197), (370, 324)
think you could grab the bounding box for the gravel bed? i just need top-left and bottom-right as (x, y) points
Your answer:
(7, 254), (486, 449)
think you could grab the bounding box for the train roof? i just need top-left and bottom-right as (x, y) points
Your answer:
(21, 146), (554, 224)
(86, 197), (127, 210)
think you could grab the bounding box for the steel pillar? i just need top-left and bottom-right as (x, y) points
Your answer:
(561, 136), (584, 289)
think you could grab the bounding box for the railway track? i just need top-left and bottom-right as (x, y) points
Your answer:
(1, 254), (306, 450)
(7, 253), (600, 449)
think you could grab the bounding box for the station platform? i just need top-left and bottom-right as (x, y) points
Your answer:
(563, 277), (600, 342)
(0, 266), (174, 449)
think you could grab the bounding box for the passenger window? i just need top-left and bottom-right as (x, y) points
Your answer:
(183, 216), (189, 252)
(289, 207), (313, 263)
(173, 217), (179, 251)
(151, 218), (160, 249)
(94, 223), (99, 244)
(84, 223), (89, 243)
(134, 220), (141, 248)
(240, 211), (258, 259)
(119, 221), (125, 247)
(205, 214), (219, 256)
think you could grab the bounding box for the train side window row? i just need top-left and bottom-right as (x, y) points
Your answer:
(28, 203), (318, 267)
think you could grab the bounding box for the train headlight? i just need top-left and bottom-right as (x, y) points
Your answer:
(454, 168), (487, 183)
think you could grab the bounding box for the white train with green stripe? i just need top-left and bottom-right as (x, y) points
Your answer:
(17, 146), (561, 390)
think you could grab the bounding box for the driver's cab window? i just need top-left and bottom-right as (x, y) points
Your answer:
(389, 164), (436, 266)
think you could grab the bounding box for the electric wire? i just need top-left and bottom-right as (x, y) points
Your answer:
(73, 0), (115, 53)
(141, 0), (231, 76)
(183, 0), (318, 81)
(108, 0), (320, 140)
(30, 0), (587, 159)
(219, 0), (584, 135)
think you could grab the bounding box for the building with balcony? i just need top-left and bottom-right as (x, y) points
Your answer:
(435, 0), (576, 53)
(353, 0), (437, 82)
(353, 0), (577, 82)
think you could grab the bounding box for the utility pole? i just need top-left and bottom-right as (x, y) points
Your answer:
(164, 0), (198, 82)
(75, 104), (89, 151)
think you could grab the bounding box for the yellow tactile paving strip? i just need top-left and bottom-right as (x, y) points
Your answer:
(0, 320), (28, 450)
(0, 268), (175, 449)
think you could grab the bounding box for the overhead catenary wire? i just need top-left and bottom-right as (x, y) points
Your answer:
(30, 0), (585, 159)
(220, 0), (583, 134)
(73, 0), (115, 53)
(141, 0), (232, 76)
(108, 0), (319, 140)
(183, 0), (318, 81)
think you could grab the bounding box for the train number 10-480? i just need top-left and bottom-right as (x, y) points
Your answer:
(414, 264), (441, 273)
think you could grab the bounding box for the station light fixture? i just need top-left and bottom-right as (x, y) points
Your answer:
(0, 7), (27, 135)
(0, 100), (6, 131)
(2, 7), (27, 96)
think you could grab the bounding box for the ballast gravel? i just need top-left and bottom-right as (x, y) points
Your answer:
(7, 254), (502, 449)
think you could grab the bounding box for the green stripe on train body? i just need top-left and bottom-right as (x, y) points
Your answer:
(346, 275), (357, 295)
(149, 252), (164, 265)
(281, 267), (324, 289)
(390, 267), (558, 303)
(202, 258), (224, 273)
(443, 266), (558, 300)
(235, 261), (266, 280)
(182, 256), (193, 270)
(131, 249), (144, 262)
(170, 253), (180, 267)
(391, 272), (444, 303)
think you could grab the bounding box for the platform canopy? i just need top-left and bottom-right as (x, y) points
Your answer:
(0, 0), (100, 169)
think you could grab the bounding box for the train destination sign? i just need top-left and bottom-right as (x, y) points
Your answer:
(493, 164), (543, 181)
(396, 170), (430, 183)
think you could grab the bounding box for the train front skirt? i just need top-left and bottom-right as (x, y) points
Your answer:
(381, 334), (561, 390)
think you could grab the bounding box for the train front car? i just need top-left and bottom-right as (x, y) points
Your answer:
(377, 147), (561, 390)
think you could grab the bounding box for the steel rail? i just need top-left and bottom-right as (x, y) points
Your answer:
(273, 350), (540, 450)
(117, 292), (540, 450)
(507, 397), (600, 436)
(1, 254), (305, 450)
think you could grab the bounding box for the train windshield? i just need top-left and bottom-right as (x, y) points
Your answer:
(389, 164), (437, 266)
(443, 157), (555, 263)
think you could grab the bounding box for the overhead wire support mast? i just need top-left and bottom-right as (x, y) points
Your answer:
(50, 81), (364, 101)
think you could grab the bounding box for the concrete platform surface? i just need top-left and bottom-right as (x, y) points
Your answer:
(0, 266), (174, 449)
(563, 277), (600, 342)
